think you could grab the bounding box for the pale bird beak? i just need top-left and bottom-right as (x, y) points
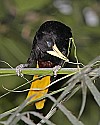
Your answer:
(47, 44), (69, 62)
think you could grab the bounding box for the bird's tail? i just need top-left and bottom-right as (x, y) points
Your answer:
(26, 65), (50, 109)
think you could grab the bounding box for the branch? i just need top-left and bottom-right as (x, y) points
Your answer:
(0, 68), (80, 75)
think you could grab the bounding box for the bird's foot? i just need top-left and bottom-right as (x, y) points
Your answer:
(16, 64), (28, 77)
(53, 65), (61, 77)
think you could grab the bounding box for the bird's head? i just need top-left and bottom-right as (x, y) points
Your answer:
(35, 21), (72, 62)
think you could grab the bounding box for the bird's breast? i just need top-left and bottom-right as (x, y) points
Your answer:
(38, 60), (55, 68)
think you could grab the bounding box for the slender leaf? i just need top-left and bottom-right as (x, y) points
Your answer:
(58, 104), (84, 125)
(62, 85), (81, 103)
(49, 95), (84, 125)
(5, 95), (36, 125)
(37, 107), (57, 125)
(0, 107), (18, 119)
(38, 85), (81, 125)
(21, 115), (36, 125)
(30, 112), (55, 125)
(78, 79), (87, 119)
(85, 75), (100, 107)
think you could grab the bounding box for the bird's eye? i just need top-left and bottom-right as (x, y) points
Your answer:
(46, 41), (53, 48)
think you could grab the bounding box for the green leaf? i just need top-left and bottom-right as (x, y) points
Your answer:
(78, 78), (87, 119)
(85, 75), (100, 107)
(49, 95), (84, 125)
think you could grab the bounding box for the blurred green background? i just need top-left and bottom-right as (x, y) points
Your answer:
(0, 0), (100, 125)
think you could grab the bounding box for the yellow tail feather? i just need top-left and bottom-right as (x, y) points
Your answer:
(26, 75), (50, 109)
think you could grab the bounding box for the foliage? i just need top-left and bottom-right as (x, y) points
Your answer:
(0, 56), (100, 125)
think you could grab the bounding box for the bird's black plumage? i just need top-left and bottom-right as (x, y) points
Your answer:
(27, 21), (72, 68)
(16, 20), (73, 110)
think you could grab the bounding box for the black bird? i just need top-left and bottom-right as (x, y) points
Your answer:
(16, 20), (72, 109)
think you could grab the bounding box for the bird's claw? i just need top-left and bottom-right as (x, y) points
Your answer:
(53, 65), (61, 77)
(16, 64), (25, 77)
